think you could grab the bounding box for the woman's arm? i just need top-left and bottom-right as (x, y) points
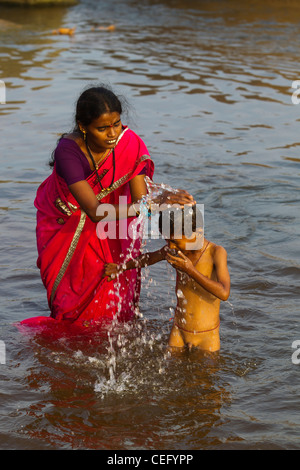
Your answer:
(69, 174), (195, 223)
(104, 246), (168, 279)
(68, 174), (147, 223)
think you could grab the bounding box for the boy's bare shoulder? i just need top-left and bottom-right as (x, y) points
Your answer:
(210, 242), (228, 258)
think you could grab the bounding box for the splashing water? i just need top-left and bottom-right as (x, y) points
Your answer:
(144, 176), (180, 200)
(100, 178), (183, 390)
(140, 176), (181, 218)
(93, 318), (170, 399)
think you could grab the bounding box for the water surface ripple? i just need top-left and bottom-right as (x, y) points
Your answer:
(0, 0), (299, 450)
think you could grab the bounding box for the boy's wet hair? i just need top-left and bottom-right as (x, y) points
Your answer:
(158, 204), (203, 239)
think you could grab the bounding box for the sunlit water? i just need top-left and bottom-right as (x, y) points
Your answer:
(0, 0), (300, 450)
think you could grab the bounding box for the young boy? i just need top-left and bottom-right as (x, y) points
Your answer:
(104, 206), (230, 352)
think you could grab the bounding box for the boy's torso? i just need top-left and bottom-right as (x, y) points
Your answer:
(174, 243), (220, 332)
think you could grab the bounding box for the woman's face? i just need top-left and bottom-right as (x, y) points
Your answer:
(82, 111), (123, 153)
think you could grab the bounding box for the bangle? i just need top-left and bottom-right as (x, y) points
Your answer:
(145, 202), (151, 218)
(139, 199), (152, 218)
(132, 202), (140, 217)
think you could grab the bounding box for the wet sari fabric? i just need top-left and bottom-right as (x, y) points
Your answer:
(22, 128), (154, 327)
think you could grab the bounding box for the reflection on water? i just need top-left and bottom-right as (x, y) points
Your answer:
(0, 0), (300, 450)
(12, 317), (234, 450)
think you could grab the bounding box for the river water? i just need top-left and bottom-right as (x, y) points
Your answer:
(0, 0), (299, 450)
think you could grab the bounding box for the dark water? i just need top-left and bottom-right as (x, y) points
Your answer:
(0, 0), (300, 450)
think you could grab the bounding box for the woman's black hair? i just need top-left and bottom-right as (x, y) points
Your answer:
(74, 85), (123, 130)
(49, 85), (124, 167)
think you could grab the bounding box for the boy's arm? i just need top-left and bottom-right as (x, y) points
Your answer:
(104, 246), (167, 279)
(166, 245), (230, 301)
(211, 246), (230, 300)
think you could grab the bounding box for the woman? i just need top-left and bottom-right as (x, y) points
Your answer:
(21, 86), (194, 328)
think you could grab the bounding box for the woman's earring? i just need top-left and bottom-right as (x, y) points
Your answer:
(80, 127), (87, 140)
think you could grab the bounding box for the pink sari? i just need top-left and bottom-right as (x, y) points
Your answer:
(21, 128), (154, 329)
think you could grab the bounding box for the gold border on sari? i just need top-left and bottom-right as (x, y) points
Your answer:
(50, 153), (153, 307)
(50, 210), (86, 306)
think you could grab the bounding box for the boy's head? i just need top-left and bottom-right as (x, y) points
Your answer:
(158, 204), (204, 250)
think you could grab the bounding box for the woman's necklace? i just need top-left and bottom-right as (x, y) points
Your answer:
(85, 138), (116, 190)
(86, 144), (110, 170)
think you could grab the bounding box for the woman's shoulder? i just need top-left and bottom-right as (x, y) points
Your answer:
(55, 134), (85, 157)
(54, 133), (90, 183)
(56, 133), (82, 148)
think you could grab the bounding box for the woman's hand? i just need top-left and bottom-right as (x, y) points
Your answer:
(104, 263), (121, 280)
(154, 189), (195, 208)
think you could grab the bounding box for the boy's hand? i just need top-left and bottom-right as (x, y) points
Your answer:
(165, 250), (193, 273)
